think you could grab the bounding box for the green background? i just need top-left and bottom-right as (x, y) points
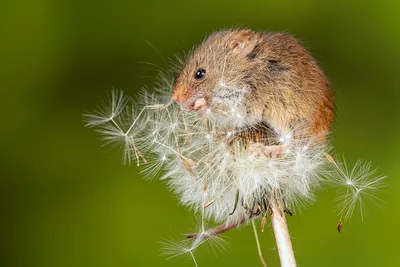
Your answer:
(1, 1), (399, 266)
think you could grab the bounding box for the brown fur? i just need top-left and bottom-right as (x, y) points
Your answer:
(172, 29), (334, 142)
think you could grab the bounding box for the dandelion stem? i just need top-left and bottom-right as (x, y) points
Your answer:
(251, 220), (268, 267)
(270, 198), (296, 267)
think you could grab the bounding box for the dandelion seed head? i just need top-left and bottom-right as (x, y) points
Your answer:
(83, 89), (129, 127)
(160, 238), (194, 259)
(160, 226), (228, 264)
(86, 87), (385, 225)
(328, 157), (387, 221)
(86, 67), (386, 261)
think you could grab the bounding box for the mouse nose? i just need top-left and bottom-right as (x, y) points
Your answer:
(172, 84), (188, 104)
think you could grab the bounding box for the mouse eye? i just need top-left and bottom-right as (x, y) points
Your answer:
(194, 68), (206, 80)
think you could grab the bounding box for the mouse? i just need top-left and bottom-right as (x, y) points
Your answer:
(172, 29), (334, 156)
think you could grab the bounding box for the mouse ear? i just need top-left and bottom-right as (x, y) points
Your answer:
(228, 30), (259, 56)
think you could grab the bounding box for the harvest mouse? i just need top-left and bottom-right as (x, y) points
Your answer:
(172, 29), (334, 156)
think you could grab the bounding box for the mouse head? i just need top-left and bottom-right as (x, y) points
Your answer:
(172, 30), (261, 112)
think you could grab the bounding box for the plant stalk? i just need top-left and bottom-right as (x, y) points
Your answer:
(252, 220), (268, 267)
(270, 198), (297, 267)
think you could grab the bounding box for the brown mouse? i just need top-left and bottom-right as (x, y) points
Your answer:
(172, 29), (334, 154)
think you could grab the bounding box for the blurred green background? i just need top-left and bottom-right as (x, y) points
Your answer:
(1, 1), (399, 266)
